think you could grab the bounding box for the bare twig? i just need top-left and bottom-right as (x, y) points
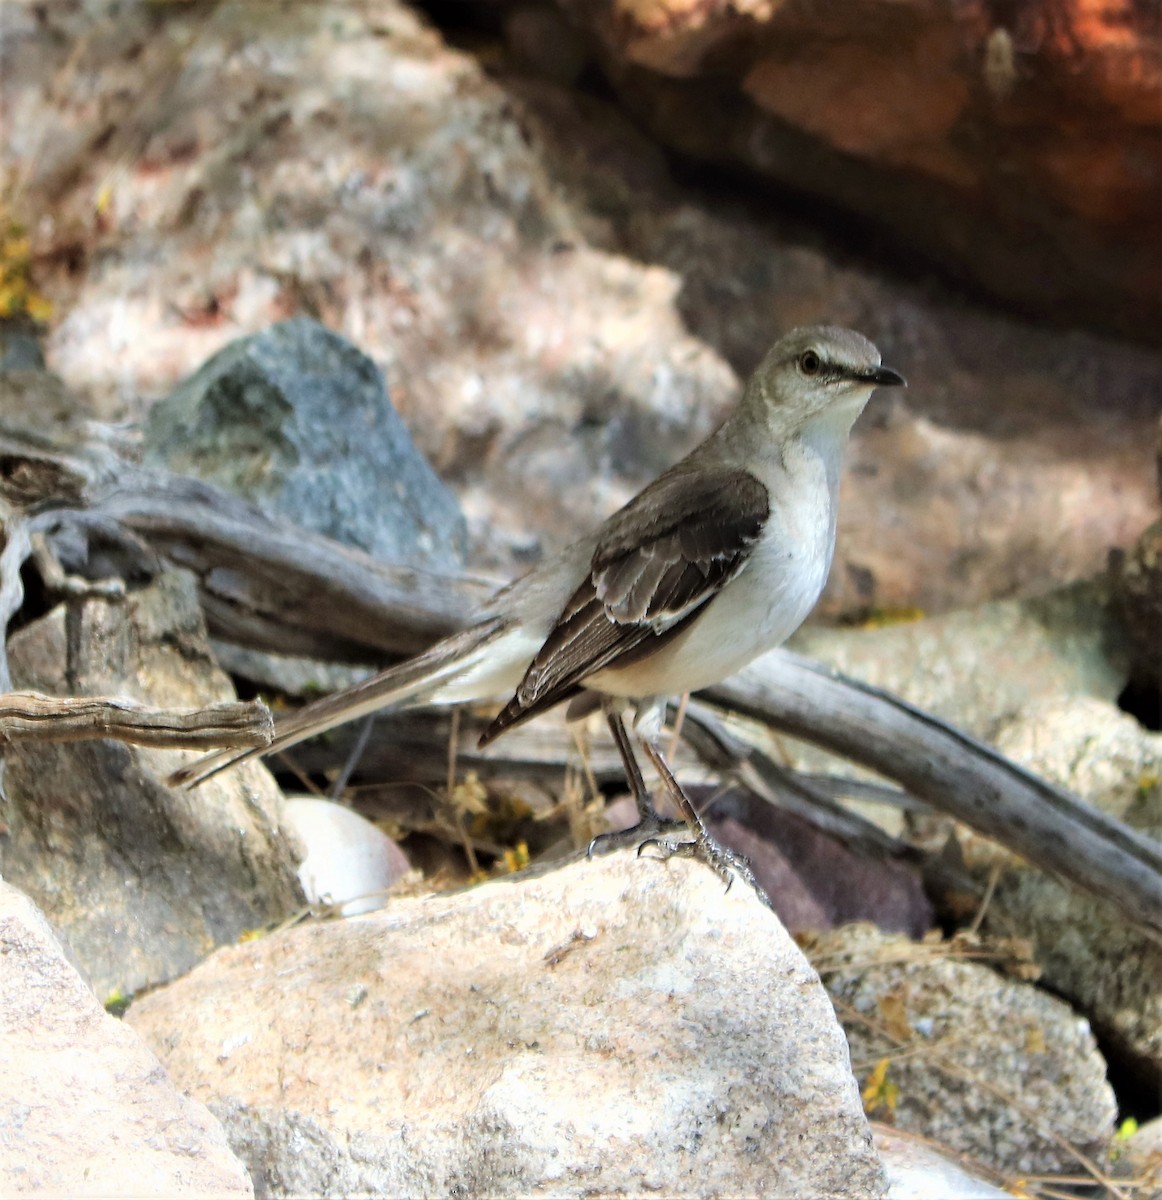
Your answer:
(680, 702), (925, 866)
(0, 691), (273, 750)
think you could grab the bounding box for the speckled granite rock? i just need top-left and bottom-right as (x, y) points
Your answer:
(145, 317), (468, 571)
(128, 854), (886, 1198)
(806, 923), (1117, 1177)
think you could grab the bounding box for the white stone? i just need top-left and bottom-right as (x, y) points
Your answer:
(284, 797), (408, 916)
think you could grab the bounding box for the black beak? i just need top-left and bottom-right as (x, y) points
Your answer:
(864, 364), (906, 388)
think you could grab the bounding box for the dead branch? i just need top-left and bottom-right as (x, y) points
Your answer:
(0, 691), (273, 750)
(705, 654), (1162, 938)
(0, 430), (488, 664)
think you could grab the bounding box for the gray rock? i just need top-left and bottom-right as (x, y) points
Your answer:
(144, 317), (467, 571)
(0, 880), (253, 1197)
(0, 321), (45, 373)
(806, 923), (1117, 1177)
(981, 696), (1162, 1089)
(127, 854), (886, 1198)
(207, 639), (372, 699)
(1, 569), (305, 1001)
(1109, 516), (1162, 693)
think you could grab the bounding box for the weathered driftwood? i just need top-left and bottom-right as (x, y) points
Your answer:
(288, 706), (702, 787)
(3, 428), (1161, 935)
(0, 432), (488, 667)
(680, 703), (927, 868)
(0, 691), (272, 750)
(705, 655), (1162, 938)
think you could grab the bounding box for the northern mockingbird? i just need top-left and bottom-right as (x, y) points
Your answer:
(171, 325), (904, 872)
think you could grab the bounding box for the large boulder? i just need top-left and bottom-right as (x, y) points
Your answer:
(1, 570), (304, 1002)
(0, 880), (253, 1197)
(550, 0), (1162, 341)
(128, 853), (886, 1197)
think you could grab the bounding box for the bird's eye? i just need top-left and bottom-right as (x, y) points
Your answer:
(798, 350), (822, 375)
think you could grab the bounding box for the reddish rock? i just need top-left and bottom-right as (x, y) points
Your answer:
(556, 0), (1162, 339)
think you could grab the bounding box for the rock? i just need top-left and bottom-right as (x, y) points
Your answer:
(873, 1128), (1009, 1200)
(207, 640), (371, 700)
(790, 581), (1129, 741)
(10, 0), (1160, 610)
(283, 797), (411, 916)
(805, 923), (1118, 1177)
(1118, 1115), (1162, 1190)
(503, 3), (592, 85)
(980, 696), (1162, 1090)
(0, 365), (92, 446)
(0, 318), (45, 373)
(1, 569), (304, 1001)
(127, 854), (886, 1197)
(706, 791), (934, 938)
(0, 880), (253, 1198)
(1109, 516), (1162, 700)
(144, 317), (467, 571)
(552, 0), (1162, 340)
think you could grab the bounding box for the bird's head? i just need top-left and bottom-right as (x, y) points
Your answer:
(745, 325), (905, 432)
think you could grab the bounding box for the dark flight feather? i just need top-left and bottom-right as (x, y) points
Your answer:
(479, 466), (769, 744)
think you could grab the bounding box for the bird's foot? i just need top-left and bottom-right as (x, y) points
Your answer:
(639, 831), (754, 893)
(590, 818), (753, 892)
(587, 814), (689, 859)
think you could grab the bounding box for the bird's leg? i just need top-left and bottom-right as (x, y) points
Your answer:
(607, 707), (655, 825)
(587, 707), (687, 857)
(637, 738), (752, 889)
(589, 706), (751, 889)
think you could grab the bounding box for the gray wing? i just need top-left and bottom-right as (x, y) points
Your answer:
(478, 466), (769, 744)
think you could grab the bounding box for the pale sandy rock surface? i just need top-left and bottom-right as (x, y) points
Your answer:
(4, 0), (1159, 612)
(1, 570), (304, 1001)
(807, 923), (1118, 1177)
(0, 880), (253, 1198)
(128, 853), (886, 1198)
(790, 582), (1129, 741)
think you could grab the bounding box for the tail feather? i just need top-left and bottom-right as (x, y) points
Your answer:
(168, 618), (510, 790)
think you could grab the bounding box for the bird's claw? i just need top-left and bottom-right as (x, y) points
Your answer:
(587, 815), (688, 860)
(636, 835), (698, 860)
(589, 818), (753, 893)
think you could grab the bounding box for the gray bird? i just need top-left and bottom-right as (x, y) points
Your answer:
(171, 325), (905, 873)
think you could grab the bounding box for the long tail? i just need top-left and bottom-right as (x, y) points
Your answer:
(168, 618), (511, 789)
